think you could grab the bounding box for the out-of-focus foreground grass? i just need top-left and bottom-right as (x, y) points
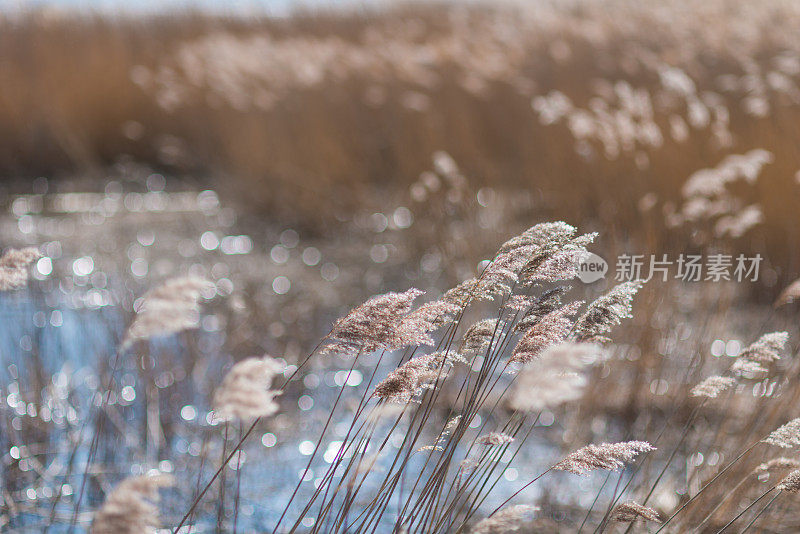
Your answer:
(1, 1), (800, 289)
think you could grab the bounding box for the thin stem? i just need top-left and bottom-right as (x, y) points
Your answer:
(715, 486), (776, 533)
(739, 490), (781, 534)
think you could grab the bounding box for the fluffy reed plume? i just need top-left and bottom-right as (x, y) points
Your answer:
(398, 299), (461, 346)
(777, 470), (800, 493)
(776, 278), (800, 307)
(322, 288), (424, 355)
(610, 501), (661, 523)
(509, 343), (603, 411)
(460, 319), (500, 353)
(572, 281), (643, 342)
(445, 222), (593, 305)
(553, 441), (654, 475)
(691, 376), (736, 398)
(731, 359), (768, 376)
(90, 474), (173, 534)
(513, 286), (570, 333)
(472, 504), (537, 534)
(443, 278), (491, 306)
(519, 233), (597, 285)
(497, 222), (577, 255)
(476, 432), (515, 446)
(754, 458), (800, 474)
(739, 332), (789, 363)
(122, 276), (211, 349)
(731, 332), (788, 376)
(212, 356), (284, 421)
(0, 247), (41, 291)
(495, 222), (596, 286)
(504, 295), (534, 312)
(510, 302), (583, 364)
(763, 419), (800, 448)
(372, 352), (445, 403)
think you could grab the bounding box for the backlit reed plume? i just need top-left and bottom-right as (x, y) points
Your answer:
(477, 432), (515, 446)
(0, 247), (41, 290)
(460, 319), (500, 353)
(504, 295), (534, 312)
(496, 222), (596, 288)
(513, 286), (570, 333)
(121, 276), (211, 349)
(212, 356), (284, 421)
(777, 470), (800, 492)
(90, 474), (173, 534)
(731, 359), (768, 376)
(775, 278), (800, 307)
(398, 299), (461, 346)
(572, 281), (643, 342)
(372, 352), (445, 403)
(691, 376), (736, 398)
(553, 440), (654, 475)
(472, 504), (537, 534)
(763, 418), (800, 448)
(754, 458), (800, 474)
(610, 501), (661, 523)
(510, 302), (583, 364)
(731, 331), (788, 376)
(739, 332), (788, 363)
(519, 232), (597, 284)
(509, 343), (602, 411)
(322, 288), (424, 355)
(444, 222), (593, 305)
(497, 221), (578, 255)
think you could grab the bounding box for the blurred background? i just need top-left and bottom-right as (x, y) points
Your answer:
(2, 0), (800, 530)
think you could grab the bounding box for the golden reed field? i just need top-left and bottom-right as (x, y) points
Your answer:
(2, 1), (800, 532)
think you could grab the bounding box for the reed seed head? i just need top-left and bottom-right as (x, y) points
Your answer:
(610, 501), (661, 523)
(777, 470), (800, 493)
(213, 356), (284, 422)
(372, 352), (445, 403)
(553, 440), (654, 475)
(572, 281), (643, 342)
(476, 432), (515, 446)
(754, 458), (800, 474)
(764, 418), (800, 449)
(0, 247), (41, 291)
(691, 376), (735, 398)
(472, 504), (538, 534)
(510, 301), (583, 365)
(90, 474), (173, 534)
(122, 276), (212, 349)
(323, 288), (425, 355)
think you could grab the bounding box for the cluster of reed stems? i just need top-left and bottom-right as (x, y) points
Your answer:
(5, 215), (800, 532)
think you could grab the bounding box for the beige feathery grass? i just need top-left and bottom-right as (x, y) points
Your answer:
(0, 247), (41, 291)
(90, 474), (173, 534)
(122, 276), (212, 349)
(691, 376), (736, 398)
(553, 441), (655, 475)
(212, 356), (285, 422)
(611, 501), (661, 523)
(472, 504), (537, 534)
(763, 419), (800, 448)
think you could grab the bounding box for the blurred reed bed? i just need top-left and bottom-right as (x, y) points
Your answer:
(2, 1), (800, 282)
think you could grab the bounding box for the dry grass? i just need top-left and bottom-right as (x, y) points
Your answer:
(1, 3), (799, 282)
(4, 1), (800, 531)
